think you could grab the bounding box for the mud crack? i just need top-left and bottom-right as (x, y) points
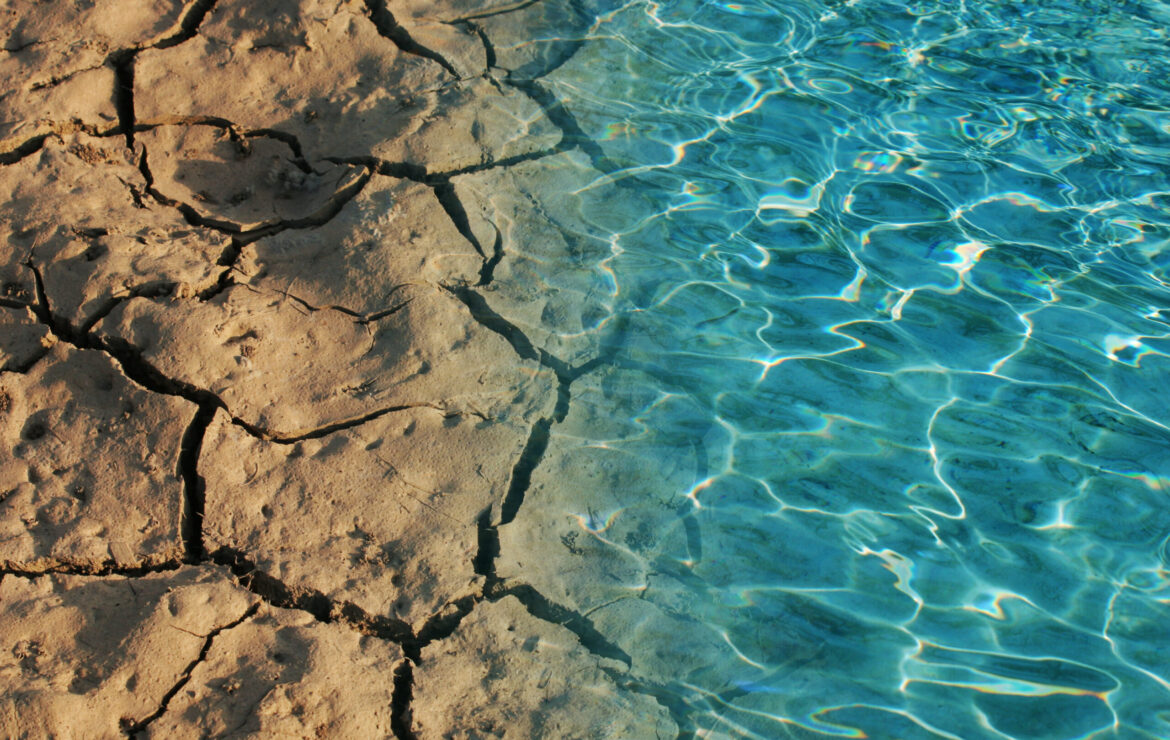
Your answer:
(209, 547), (414, 638)
(391, 658), (416, 740)
(363, 0), (460, 78)
(136, 145), (372, 244)
(155, 0), (222, 51)
(506, 79), (617, 174)
(120, 600), (260, 738)
(107, 0), (222, 147)
(178, 402), (219, 562)
(0, 561), (184, 579)
(324, 150), (564, 287)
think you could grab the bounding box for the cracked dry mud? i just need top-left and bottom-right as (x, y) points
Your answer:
(1, 0), (679, 737)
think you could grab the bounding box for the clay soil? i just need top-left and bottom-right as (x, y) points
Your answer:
(0, 1), (677, 737)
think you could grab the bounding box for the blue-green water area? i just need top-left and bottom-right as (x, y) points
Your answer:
(496, 1), (1170, 736)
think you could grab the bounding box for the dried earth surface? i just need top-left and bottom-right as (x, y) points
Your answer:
(0, 0), (684, 737)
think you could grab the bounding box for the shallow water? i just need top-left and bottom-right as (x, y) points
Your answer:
(505, 1), (1170, 736)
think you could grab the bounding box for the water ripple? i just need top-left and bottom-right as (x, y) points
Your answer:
(500, 0), (1170, 736)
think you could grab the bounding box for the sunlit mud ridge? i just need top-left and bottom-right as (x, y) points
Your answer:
(0, 0), (675, 736)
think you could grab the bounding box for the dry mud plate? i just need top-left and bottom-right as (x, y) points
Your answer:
(0, 0), (677, 737)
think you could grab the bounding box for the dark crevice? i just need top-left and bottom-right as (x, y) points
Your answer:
(361, 299), (413, 323)
(0, 561), (183, 579)
(472, 507), (499, 579)
(430, 181), (485, 258)
(390, 659), (417, 740)
(29, 64), (105, 92)
(443, 284), (578, 379)
(230, 402), (472, 444)
(325, 155), (424, 179)
(215, 238), (244, 268)
(197, 266), (236, 300)
(25, 258), (224, 409)
(246, 127), (310, 168)
(266, 284), (412, 325)
(568, 353), (609, 383)
(88, 333), (220, 403)
(0, 133), (51, 165)
(178, 402), (217, 562)
(493, 371), (569, 529)
(155, 0), (220, 50)
(330, 146), (563, 184)
(444, 285), (539, 363)
(208, 547), (416, 642)
(498, 417), (552, 526)
(0, 296), (31, 310)
(25, 257), (55, 322)
(122, 601), (260, 738)
(109, 50), (137, 147)
(435, 146), (566, 181)
(411, 594), (479, 660)
(488, 582), (631, 667)
(551, 372), (573, 421)
(210, 548), (329, 620)
(363, 0), (459, 78)
(477, 222), (504, 286)
(367, 158), (431, 182)
(453, 20), (496, 69)
(267, 284), (414, 325)
(3, 38), (37, 53)
(437, 146), (564, 179)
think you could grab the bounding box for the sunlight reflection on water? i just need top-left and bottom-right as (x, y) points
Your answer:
(497, 0), (1170, 736)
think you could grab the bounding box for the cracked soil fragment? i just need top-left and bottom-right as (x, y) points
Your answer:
(0, 0), (677, 734)
(0, 133), (228, 325)
(412, 595), (678, 739)
(453, 151), (617, 366)
(135, 0), (442, 153)
(201, 404), (536, 629)
(99, 283), (555, 439)
(0, 305), (52, 372)
(243, 176), (483, 314)
(139, 605), (403, 739)
(0, 566), (255, 738)
(0, 344), (193, 571)
(135, 0), (560, 171)
(138, 124), (366, 233)
(0, 0), (191, 143)
(133, 0), (561, 168)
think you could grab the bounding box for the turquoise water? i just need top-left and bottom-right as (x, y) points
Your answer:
(500, 1), (1170, 737)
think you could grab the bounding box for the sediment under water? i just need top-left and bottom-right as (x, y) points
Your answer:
(495, 1), (1170, 737)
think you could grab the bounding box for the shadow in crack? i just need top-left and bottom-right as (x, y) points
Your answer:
(137, 123), (365, 233)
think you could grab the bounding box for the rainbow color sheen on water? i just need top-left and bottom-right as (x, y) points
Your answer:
(508, 0), (1170, 736)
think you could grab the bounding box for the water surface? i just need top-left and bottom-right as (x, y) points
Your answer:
(499, 1), (1170, 736)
